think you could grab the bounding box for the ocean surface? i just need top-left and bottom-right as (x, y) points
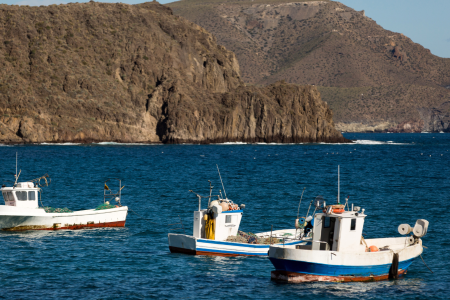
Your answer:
(0, 133), (448, 299)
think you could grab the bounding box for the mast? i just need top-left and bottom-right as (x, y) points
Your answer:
(216, 165), (227, 200)
(338, 165), (340, 204)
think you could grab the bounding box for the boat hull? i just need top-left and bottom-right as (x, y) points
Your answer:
(268, 238), (422, 282)
(0, 205), (128, 231)
(270, 269), (408, 283)
(168, 233), (307, 257)
(269, 257), (414, 282)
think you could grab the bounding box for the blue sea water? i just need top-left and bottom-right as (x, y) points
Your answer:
(0, 133), (448, 299)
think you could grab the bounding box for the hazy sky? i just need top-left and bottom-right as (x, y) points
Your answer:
(3, 0), (449, 58)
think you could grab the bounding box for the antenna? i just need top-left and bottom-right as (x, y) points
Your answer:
(14, 153), (21, 186)
(338, 165), (340, 204)
(296, 187), (306, 220)
(208, 180), (213, 206)
(216, 165), (227, 199)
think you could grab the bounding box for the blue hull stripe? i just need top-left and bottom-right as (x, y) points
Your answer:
(269, 256), (417, 277)
(198, 239), (307, 248)
(197, 248), (267, 256)
(223, 210), (243, 214)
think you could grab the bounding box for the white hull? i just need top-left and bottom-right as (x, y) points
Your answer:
(169, 229), (307, 256)
(269, 237), (423, 282)
(0, 205), (128, 231)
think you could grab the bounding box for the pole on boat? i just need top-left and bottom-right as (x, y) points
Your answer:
(338, 165), (340, 204)
(216, 165), (228, 200)
(15, 152), (17, 179)
(296, 187), (306, 220)
(208, 180), (213, 206)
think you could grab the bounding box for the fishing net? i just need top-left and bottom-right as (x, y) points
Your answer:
(95, 203), (116, 210)
(44, 206), (73, 213)
(226, 231), (283, 244)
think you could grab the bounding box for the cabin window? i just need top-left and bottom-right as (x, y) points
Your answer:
(350, 219), (356, 231)
(226, 215), (232, 223)
(324, 217), (331, 228)
(5, 192), (13, 201)
(16, 191), (27, 201)
(28, 191), (36, 201)
(2, 192), (10, 202)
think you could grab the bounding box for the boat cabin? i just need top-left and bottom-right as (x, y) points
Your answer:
(310, 209), (366, 252)
(1, 182), (40, 209)
(193, 208), (243, 241)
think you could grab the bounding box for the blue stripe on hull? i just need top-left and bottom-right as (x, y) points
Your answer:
(197, 248), (267, 256)
(269, 256), (417, 277)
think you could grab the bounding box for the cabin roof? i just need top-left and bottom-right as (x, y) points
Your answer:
(316, 211), (366, 218)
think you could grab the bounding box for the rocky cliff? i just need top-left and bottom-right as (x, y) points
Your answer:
(169, 0), (450, 132)
(0, 1), (347, 143)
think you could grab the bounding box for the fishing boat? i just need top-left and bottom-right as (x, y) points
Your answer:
(268, 167), (429, 282)
(168, 175), (308, 257)
(0, 170), (128, 231)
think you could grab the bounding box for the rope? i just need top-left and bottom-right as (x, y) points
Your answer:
(420, 254), (434, 273)
(128, 207), (159, 225)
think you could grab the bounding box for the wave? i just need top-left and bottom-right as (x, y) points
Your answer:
(39, 142), (82, 145)
(353, 140), (408, 145)
(94, 142), (160, 146)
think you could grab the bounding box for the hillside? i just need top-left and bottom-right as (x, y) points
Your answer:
(0, 1), (347, 143)
(169, 0), (450, 132)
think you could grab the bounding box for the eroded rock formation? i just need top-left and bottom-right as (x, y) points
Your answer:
(0, 1), (347, 143)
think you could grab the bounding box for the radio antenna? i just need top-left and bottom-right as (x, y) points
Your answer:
(216, 165), (227, 199)
(296, 187), (306, 219)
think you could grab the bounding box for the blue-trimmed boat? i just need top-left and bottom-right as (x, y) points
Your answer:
(168, 186), (306, 256)
(269, 203), (429, 282)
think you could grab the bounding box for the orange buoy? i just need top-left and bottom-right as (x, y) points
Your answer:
(368, 245), (379, 252)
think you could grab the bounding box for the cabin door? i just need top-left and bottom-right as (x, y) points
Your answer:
(320, 216), (336, 250)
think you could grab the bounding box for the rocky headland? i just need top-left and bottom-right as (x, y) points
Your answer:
(169, 0), (450, 132)
(0, 1), (347, 143)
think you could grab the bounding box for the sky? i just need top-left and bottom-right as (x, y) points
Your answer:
(2, 0), (449, 58)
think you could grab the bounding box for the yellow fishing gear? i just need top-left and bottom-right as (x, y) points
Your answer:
(204, 214), (215, 240)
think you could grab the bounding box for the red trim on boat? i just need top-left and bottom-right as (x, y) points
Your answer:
(271, 270), (407, 283)
(2, 221), (126, 231)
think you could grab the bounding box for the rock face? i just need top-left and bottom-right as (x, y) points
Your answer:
(169, 0), (450, 132)
(418, 103), (450, 132)
(0, 1), (346, 143)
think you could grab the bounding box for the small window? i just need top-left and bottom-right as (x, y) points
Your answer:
(323, 217), (331, 228)
(28, 191), (36, 201)
(16, 191), (27, 201)
(350, 219), (356, 231)
(2, 192), (8, 202)
(6, 192), (14, 201)
(225, 215), (232, 223)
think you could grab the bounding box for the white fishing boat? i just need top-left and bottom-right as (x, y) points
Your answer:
(168, 174), (308, 256)
(0, 168), (128, 231)
(268, 167), (429, 282)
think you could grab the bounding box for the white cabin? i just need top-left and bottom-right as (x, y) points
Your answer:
(311, 210), (366, 252)
(193, 209), (243, 241)
(1, 182), (40, 209)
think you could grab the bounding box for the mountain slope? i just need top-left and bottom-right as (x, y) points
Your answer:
(0, 1), (346, 143)
(169, 0), (450, 132)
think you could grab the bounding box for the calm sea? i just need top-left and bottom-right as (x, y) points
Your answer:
(0, 133), (448, 299)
